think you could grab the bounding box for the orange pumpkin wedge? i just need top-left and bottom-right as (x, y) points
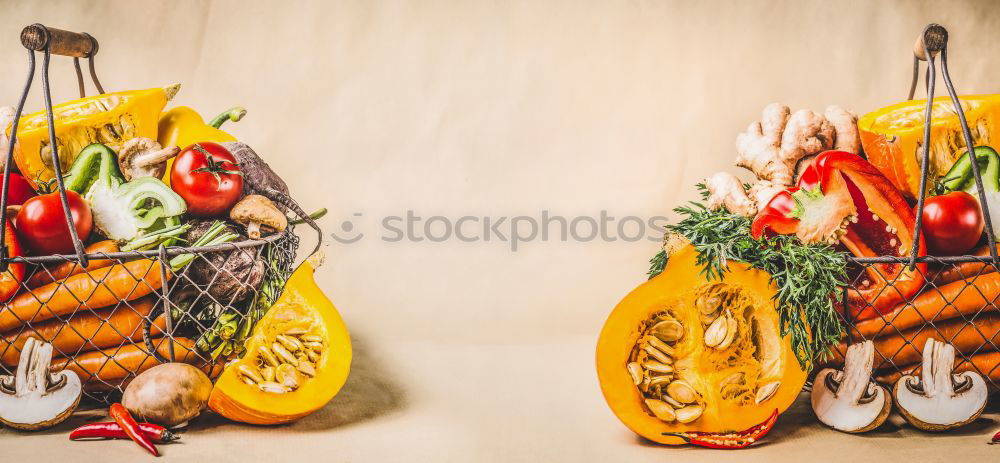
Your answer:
(596, 244), (807, 444)
(209, 253), (351, 424)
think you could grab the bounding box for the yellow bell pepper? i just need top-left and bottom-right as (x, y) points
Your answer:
(11, 85), (178, 190)
(157, 106), (245, 185)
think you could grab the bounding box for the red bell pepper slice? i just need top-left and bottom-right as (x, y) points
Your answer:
(751, 151), (925, 320)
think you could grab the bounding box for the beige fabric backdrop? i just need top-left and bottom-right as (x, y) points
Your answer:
(0, 1), (999, 461)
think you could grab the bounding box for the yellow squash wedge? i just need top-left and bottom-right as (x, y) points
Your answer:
(859, 95), (1000, 199)
(596, 244), (807, 445)
(10, 85), (178, 190)
(208, 253), (351, 425)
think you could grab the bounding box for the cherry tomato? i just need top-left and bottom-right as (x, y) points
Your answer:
(15, 190), (92, 255)
(920, 191), (985, 256)
(170, 142), (244, 217)
(1, 172), (35, 206)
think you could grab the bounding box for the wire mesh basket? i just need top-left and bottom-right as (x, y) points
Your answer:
(0, 24), (321, 403)
(831, 24), (1000, 389)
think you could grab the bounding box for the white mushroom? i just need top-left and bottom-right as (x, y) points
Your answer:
(0, 338), (82, 431)
(230, 194), (288, 239)
(810, 340), (890, 433)
(893, 339), (988, 431)
(117, 137), (180, 181)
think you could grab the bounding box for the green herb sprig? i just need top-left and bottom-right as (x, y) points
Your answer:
(648, 184), (846, 369)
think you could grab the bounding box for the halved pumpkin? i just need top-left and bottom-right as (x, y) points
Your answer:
(596, 244), (807, 444)
(208, 253), (351, 424)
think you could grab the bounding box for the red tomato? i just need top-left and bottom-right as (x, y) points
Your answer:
(920, 191), (985, 256)
(2, 172), (35, 206)
(15, 190), (92, 255)
(170, 142), (243, 217)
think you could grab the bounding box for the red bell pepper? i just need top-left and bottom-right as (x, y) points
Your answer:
(0, 219), (23, 302)
(752, 150), (925, 320)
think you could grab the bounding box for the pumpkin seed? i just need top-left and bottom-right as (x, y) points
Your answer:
(644, 399), (677, 422)
(696, 294), (721, 315)
(261, 366), (276, 383)
(306, 349), (320, 363)
(675, 405), (704, 423)
(755, 381), (780, 404)
(276, 364), (300, 389)
(645, 336), (675, 356)
(716, 312), (738, 350)
(303, 341), (324, 353)
(276, 334), (303, 352)
(650, 319), (684, 342)
(300, 335), (324, 344)
(704, 314), (728, 347)
(242, 377), (257, 386)
(284, 327), (309, 336)
(627, 362), (643, 386)
(642, 360), (673, 373)
(661, 394), (684, 409)
(258, 346), (280, 368)
(258, 381), (289, 394)
(648, 375), (674, 388)
(272, 342), (299, 366)
(666, 380), (697, 404)
(297, 361), (316, 378)
(237, 364), (263, 383)
(642, 344), (672, 365)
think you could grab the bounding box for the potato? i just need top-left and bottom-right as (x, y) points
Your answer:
(122, 363), (213, 427)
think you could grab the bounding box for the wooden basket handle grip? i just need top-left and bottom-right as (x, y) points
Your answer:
(913, 23), (947, 61)
(20, 24), (98, 58)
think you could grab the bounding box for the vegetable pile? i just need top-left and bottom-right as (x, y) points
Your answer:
(602, 91), (1000, 447)
(0, 84), (350, 452)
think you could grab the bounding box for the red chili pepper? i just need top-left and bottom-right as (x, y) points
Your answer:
(70, 422), (179, 443)
(990, 430), (1000, 444)
(662, 409), (779, 449)
(109, 403), (159, 456)
(751, 150), (926, 320)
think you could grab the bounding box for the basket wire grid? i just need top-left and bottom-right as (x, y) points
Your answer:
(0, 24), (317, 403)
(833, 24), (1000, 389)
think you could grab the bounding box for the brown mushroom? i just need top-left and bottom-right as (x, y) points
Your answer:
(230, 195), (287, 239)
(117, 137), (180, 181)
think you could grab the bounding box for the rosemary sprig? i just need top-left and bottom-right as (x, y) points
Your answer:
(649, 184), (846, 369)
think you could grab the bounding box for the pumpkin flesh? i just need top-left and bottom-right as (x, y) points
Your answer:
(596, 244), (807, 444)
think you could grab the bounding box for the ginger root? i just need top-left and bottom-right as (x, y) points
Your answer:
(735, 103), (860, 188)
(705, 172), (757, 217)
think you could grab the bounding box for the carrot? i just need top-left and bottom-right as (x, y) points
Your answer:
(928, 245), (997, 286)
(0, 258), (168, 333)
(876, 350), (1000, 385)
(830, 313), (1000, 371)
(25, 240), (120, 288)
(848, 272), (1000, 339)
(50, 337), (217, 386)
(0, 296), (163, 366)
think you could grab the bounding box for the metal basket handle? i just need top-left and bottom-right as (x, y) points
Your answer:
(0, 24), (107, 272)
(906, 23), (999, 268)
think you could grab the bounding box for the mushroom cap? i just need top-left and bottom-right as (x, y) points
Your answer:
(0, 338), (82, 431)
(893, 339), (988, 431)
(118, 137), (179, 181)
(230, 194), (288, 233)
(810, 341), (891, 433)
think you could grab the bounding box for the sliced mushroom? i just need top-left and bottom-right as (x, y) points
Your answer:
(810, 340), (890, 433)
(893, 338), (988, 431)
(117, 137), (181, 181)
(0, 338), (82, 430)
(230, 194), (288, 239)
